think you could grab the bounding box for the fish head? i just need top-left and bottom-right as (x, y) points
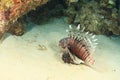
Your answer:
(59, 38), (68, 49)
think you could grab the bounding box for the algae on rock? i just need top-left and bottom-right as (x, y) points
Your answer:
(64, 0), (120, 36)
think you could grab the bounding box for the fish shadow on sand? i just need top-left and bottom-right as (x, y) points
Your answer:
(48, 42), (63, 63)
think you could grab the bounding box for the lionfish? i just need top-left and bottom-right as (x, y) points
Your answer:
(59, 24), (98, 66)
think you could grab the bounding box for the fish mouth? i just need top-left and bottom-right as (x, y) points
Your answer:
(58, 45), (66, 53)
(58, 43), (61, 46)
(58, 43), (65, 49)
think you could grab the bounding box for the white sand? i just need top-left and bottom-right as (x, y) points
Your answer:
(0, 17), (120, 80)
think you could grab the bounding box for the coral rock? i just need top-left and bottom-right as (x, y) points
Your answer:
(0, 0), (48, 40)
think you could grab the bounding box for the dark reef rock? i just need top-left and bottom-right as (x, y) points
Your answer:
(27, 0), (65, 24)
(64, 0), (120, 36)
(118, 0), (120, 25)
(24, 0), (120, 36)
(8, 17), (25, 36)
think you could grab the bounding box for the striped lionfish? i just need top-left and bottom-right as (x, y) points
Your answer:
(59, 24), (98, 66)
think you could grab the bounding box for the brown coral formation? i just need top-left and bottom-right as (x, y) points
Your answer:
(8, 17), (25, 36)
(0, 0), (48, 40)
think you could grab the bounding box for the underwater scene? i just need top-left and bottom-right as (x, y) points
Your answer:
(0, 0), (120, 80)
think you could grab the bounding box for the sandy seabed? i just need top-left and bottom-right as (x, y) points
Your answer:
(0, 17), (120, 80)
